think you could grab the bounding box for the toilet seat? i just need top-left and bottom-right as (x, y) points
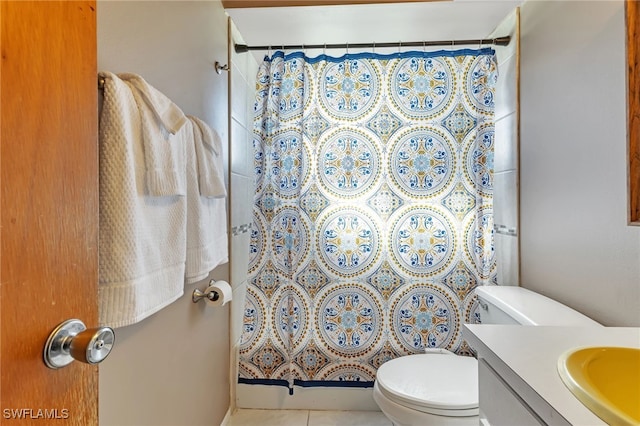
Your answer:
(375, 354), (478, 417)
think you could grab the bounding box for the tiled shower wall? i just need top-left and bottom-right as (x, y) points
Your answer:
(490, 9), (520, 286)
(228, 19), (260, 411)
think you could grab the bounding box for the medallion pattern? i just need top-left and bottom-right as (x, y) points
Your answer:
(319, 58), (380, 120)
(390, 284), (459, 352)
(276, 58), (309, 121)
(465, 125), (495, 196)
(465, 54), (498, 111)
(390, 206), (455, 276)
(241, 49), (497, 388)
(318, 129), (381, 198)
(389, 128), (454, 198)
(268, 131), (307, 198)
(254, 56), (310, 123)
(316, 283), (383, 357)
(389, 56), (454, 119)
(317, 208), (380, 277)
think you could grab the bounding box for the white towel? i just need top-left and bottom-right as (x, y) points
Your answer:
(185, 116), (229, 283)
(191, 116), (227, 198)
(119, 73), (187, 197)
(98, 71), (187, 328)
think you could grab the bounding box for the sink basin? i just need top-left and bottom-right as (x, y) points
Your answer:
(558, 347), (640, 425)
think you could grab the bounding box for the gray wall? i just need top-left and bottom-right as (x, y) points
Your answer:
(97, 2), (231, 425)
(520, 0), (640, 326)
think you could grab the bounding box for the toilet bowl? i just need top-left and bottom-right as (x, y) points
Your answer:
(374, 286), (601, 426)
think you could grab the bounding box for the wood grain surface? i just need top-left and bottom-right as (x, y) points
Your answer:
(1, 1), (99, 423)
(627, 0), (640, 224)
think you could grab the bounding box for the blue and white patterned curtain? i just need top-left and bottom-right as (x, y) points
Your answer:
(240, 49), (498, 392)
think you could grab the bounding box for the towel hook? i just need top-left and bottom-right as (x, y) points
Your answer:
(214, 61), (229, 74)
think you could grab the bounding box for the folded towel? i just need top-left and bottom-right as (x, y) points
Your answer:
(185, 116), (229, 283)
(189, 116), (227, 198)
(120, 73), (187, 197)
(98, 71), (187, 328)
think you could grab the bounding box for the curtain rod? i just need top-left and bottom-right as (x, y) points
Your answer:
(234, 36), (510, 53)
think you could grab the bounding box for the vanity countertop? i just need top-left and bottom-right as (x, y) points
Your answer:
(464, 325), (640, 426)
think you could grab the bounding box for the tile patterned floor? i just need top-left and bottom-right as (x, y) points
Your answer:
(227, 409), (392, 426)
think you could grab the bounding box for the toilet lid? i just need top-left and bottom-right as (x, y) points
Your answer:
(376, 354), (478, 412)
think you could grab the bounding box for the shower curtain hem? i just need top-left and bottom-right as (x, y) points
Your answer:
(238, 378), (374, 389)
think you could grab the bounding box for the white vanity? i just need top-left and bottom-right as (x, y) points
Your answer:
(464, 325), (640, 426)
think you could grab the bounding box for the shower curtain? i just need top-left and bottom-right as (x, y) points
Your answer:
(239, 48), (498, 392)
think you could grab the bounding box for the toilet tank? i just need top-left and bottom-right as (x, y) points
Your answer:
(475, 286), (601, 326)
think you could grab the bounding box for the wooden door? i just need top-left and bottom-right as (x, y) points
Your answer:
(1, 1), (99, 424)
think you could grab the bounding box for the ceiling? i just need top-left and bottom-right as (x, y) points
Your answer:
(227, 0), (522, 58)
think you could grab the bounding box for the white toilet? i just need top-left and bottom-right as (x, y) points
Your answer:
(373, 286), (601, 426)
